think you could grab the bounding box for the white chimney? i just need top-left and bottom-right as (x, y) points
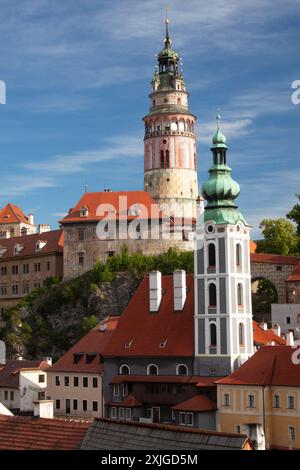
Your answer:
(196, 196), (205, 220)
(260, 322), (268, 331)
(33, 400), (54, 419)
(43, 357), (52, 366)
(0, 340), (6, 364)
(28, 213), (34, 226)
(286, 331), (295, 346)
(149, 271), (162, 312)
(272, 323), (281, 337)
(173, 270), (187, 311)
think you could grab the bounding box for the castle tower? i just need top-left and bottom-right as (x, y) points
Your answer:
(194, 116), (253, 376)
(143, 18), (198, 218)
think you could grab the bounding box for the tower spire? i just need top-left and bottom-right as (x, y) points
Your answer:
(164, 7), (171, 48)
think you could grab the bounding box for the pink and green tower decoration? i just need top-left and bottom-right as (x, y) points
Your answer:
(143, 18), (199, 217)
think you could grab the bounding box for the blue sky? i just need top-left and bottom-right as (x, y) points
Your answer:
(0, 0), (299, 237)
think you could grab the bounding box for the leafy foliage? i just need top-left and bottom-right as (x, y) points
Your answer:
(256, 218), (299, 256)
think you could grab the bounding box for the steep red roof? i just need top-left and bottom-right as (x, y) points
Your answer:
(0, 415), (89, 450)
(250, 252), (298, 265)
(60, 190), (163, 224)
(253, 321), (286, 346)
(47, 317), (119, 373)
(0, 203), (33, 226)
(287, 260), (300, 281)
(104, 275), (195, 357)
(0, 360), (49, 389)
(0, 229), (63, 260)
(172, 395), (216, 412)
(217, 346), (300, 386)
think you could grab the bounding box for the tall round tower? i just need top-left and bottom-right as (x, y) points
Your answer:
(143, 19), (198, 218)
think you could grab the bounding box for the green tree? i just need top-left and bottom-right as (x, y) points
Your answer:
(256, 218), (299, 256)
(287, 193), (300, 236)
(81, 315), (99, 335)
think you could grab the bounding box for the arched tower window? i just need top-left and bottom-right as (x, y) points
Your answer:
(210, 323), (217, 347)
(238, 323), (244, 346)
(160, 150), (165, 168)
(165, 149), (170, 168)
(209, 283), (217, 307)
(119, 365), (130, 375)
(208, 244), (216, 267)
(177, 97), (181, 105)
(237, 283), (243, 306)
(147, 364), (158, 376)
(236, 244), (242, 268)
(152, 100), (156, 107)
(176, 364), (188, 376)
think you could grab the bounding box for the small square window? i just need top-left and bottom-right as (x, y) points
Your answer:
(38, 374), (45, 383)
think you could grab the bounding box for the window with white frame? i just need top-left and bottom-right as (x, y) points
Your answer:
(125, 408), (131, 421)
(119, 364), (130, 375)
(288, 426), (296, 441)
(237, 283), (243, 306)
(223, 393), (230, 406)
(209, 322), (217, 347)
(121, 383), (128, 397)
(273, 394), (280, 408)
(113, 384), (120, 396)
(208, 243), (216, 267)
(238, 323), (244, 347)
(208, 283), (217, 307)
(248, 394), (255, 408)
(236, 244), (242, 268)
(119, 407), (125, 420)
(177, 364), (188, 376)
(111, 407), (117, 419)
(287, 395), (295, 409)
(179, 412), (193, 426)
(147, 364), (158, 376)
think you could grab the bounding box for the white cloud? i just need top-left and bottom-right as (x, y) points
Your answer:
(197, 118), (253, 144)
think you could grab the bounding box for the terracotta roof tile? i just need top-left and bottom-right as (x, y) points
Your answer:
(0, 203), (33, 226)
(287, 260), (300, 281)
(249, 240), (257, 253)
(0, 229), (63, 260)
(47, 317), (119, 373)
(0, 415), (90, 450)
(216, 346), (300, 386)
(253, 321), (286, 346)
(172, 394), (216, 412)
(250, 252), (298, 265)
(108, 394), (143, 407)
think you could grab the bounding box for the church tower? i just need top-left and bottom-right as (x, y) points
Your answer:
(194, 116), (253, 376)
(143, 18), (198, 217)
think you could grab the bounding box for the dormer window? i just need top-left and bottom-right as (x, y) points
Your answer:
(0, 246), (7, 257)
(79, 206), (89, 217)
(36, 240), (47, 251)
(14, 244), (23, 255)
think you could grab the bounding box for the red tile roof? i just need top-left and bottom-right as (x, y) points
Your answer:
(196, 377), (224, 387)
(249, 240), (256, 253)
(0, 415), (90, 450)
(287, 260), (300, 281)
(0, 203), (33, 226)
(0, 229), (63, 261)
(253, 321), (286, 346)
(104, 275), (195, 357)
(250, 252), (298, 265)
(47, 317), (119, 373)
(217, 346), (300, 386)
(0, 359), (50, 389)
(60, 190), (163, 224)
(108, 395), (143, 407)
(110, 375), (216, 384)
(172, 394), (216, 412)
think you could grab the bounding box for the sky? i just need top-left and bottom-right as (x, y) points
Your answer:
(0, 0), (299, 238)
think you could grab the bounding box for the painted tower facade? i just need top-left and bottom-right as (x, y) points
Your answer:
(194, 116), (253, 376)
(143, 20), (198, 217)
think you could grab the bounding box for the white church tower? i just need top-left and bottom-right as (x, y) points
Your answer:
(194, 116), (253, 376)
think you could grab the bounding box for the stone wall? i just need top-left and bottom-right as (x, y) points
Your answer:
(251, 261), (295, 304)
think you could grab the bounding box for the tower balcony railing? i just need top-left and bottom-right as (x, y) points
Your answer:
(144, 130), (195, 138)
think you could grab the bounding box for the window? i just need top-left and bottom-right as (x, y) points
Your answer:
(208, 283), (217, 307)
(1, 266), (7, 276)
(4, 391), (8, 400)
(111, 407), (117, 419)
(38, 391), (45, 400)
(209, 323), (217, 347)
(236, 244), (242, 267)
(12, 265), (18, 275)
(119, 365), (130, 375)
(288, 426), (296, 441)
(55, 376), (60, 386)
(0, 285), (7, 296)
(23, 284), (29, 294)
(38, 374), (45, 383)
(236, 425), (241, 434)
(113, 384), (120, 396)
(177, 97), (181, 105)
(66, 399), (70, 414)
(238, 323), (244, 346)
(287, 317), (291, 324)
(160, 149), (165, 168)
(34, 263), (41, 273)
(276, 265), (282, 271)
(165, 149), (170, 168)
(21, 227), (27, 236)
(78, 229), (85, 241)
(23, 264), (29, 274)
(12, 285), (18, 295)
(83, 377), (88, 388)
(273, 395), (280, 408)
(73, 399), (78, 411)
(177, 364), (188, 376)
(56, 399), (60, 410)
(237, 283), (243, 306)
(248, 394), (255, 408)
(287, 396), (295, 410)
(78, 252), (84, 265)
(208, 244), (216, 267)
(10, 391), (14, 401)
(93, 377), (98, 388)
(119, 407), (125, 420)
(46, 261), (51, 271)
(121, 383), (128, 397)
(147, 364), (158, 376)
(224, 393), (230, 406)
(74, 376), (79, 387)
(83, 400), (87, 412)
(64, 376), (69, 387)
(125, 408), (131, 421)
(179, 412), (193, 427)
(92, 401), (98, 412)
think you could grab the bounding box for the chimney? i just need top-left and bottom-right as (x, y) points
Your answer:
(28, 213), (34, 226)
(149, 271), (162, 312)
(260, 322), (268, 331)
(173, 270), (187, 311)
(286, 331), (295, 346)
(196, 195), (205, 220)
(0, 340), (6, 364)
(38, 224), (51, 234)
(272, 323), (281, 337)
(33, 400), (54, 419)
(43, 357), (52, 366)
